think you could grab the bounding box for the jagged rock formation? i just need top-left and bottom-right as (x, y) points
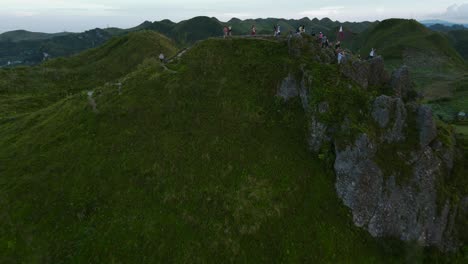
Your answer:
(278, 52), (467, 251)
(340, 56), (390, 89)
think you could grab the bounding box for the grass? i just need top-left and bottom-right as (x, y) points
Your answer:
(428, 75), (468, 122)
(0, 31), (177, 118)
(0, 35), (466, 262)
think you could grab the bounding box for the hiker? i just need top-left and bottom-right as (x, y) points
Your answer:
(321, 36), (328, 48)
(296, 26), (301, 34)
(159, 53), (165, 63)
(276, 25), (281, 36)
(338, 25), (344, 40)
(223, 26), (228, 39)
(335, 41), (341, 50)
(369, 48), (376, 59)
(228, 26), (233, 36)
(338, 51), (345, 64)
(251, 25), (257, 36)
(274, 25), (277, 36)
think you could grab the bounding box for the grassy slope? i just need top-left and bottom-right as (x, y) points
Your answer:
(352, 19), (463, 63)
(0, 17), (375, 67)
(447, 30), (468, 61)
(1, 37), (456, 262)
(0, 30), (70, 42)
(352, 19), (468, 133)
(351, 19), (465, 85)
(0, 31), (177, 118)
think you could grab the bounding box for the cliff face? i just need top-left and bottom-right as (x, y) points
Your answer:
(278, 37), (467, 251)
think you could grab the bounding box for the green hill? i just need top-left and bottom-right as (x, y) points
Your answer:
(0, 29), (119, 67)
(352, 19), (464, 64)
(447, 30), (468, 61)
(0, 31), (177, 117)
(351, 19), (468, 123)
(0, 30), (70, 42)
(0, 17), (377, 67)
(172, 17), (223, 45)
(0, 31), (466, 262)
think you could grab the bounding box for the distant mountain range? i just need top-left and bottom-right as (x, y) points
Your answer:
(420, 19), (468, 27)
(0, 17), (377, 67)
(1, 17), (468, 68)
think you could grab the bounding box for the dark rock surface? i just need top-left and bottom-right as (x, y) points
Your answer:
(334, 132), (460, 251)
(391, 66), (412, 100)
(372, 95), (407, 143)
(303, 49), (466, 251)
(339, 56), (389, 89)
(277, 74), (299, 101)
(417, 105), (438, 148)
(280, 45), (466, 250)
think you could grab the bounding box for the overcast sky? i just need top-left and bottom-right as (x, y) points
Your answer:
(1, 0), (467, 33)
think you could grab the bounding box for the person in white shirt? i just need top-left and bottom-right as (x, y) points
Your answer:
(369, 48), (376, 59)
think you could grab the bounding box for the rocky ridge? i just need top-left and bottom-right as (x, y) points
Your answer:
(278, 36), (467, 251)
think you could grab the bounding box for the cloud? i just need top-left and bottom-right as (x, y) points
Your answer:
(222, 13), (252, 18)
(439, 3), (468, 22)
(1, 0), (120, 17)
(11, 11), (39, 17)
(299, 6), (345, 17)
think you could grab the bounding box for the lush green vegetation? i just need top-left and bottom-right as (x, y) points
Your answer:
(0, 30), (71, 42)
(352, 19), (464, 63)
(350, 19), (468, 136)
(447, 30), (468, 61)
(0, 31), (177, 117)
(0, 16), (377, 67)
(0, 30), (467, 262)
(0, 29), (122, 66)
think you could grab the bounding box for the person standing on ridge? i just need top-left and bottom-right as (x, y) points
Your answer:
(335, 41), (341, 50)
(251, 25), (257, 36)
(369, 48), (376, 59)
(223, 26), (228, 39)
(228, 26), (233, 37)
(274, 25), (277, 36)
(338, 25), (344, 40)
(159, 53), (165, 63)
(276, 25), (281, 36)
(338, 51), (344, 64)
(321, 35), (328, 48)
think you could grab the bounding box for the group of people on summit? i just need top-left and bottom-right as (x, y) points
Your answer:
(162, 24), (378, 65)
(220, 24), (377, 64)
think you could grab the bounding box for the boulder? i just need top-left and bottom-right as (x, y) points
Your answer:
(372, 95), (407, 143)
(340, 59), (369, 89)
(277, 74), (299, 101)
(417, 105), (438, 148)
(368, 57), (390, 87)
(339, 56), (389, 89)
(391, 66), (412, 100)
(334, 134), (460, 250)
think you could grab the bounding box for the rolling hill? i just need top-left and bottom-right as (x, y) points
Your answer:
(0, 31), (177, 117)
(0, 28), (119, 67)
(351, 19), (468, 125)
(447, 30), (468, 61)
(0, 29), (467, 262)
(0, 17), (377, 67)
(0, 30), (71, 42)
